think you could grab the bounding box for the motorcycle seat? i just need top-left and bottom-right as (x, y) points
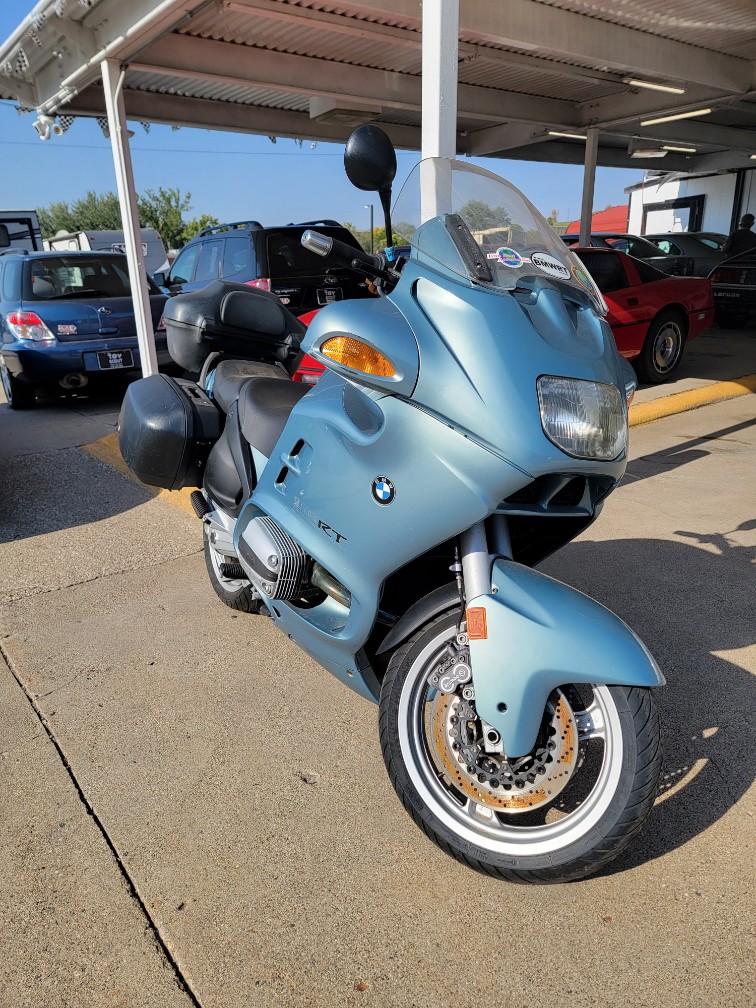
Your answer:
(212, 358), (289, 413)
(238, 376), (310, 457)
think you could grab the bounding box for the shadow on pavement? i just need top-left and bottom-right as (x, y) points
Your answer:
(624, 417), (756, 484)
(544, 526), (755, 875)
(0, 445), (154, 543)
(0, 379), (153, 543)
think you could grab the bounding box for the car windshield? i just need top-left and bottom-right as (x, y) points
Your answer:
(25, 255), (158, 299)
(391, 158), (606, 312)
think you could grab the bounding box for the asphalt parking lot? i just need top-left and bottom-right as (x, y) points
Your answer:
(1, 326), (754, 1008)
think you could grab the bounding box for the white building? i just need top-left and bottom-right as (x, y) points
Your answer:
(627, 167), (756, 236)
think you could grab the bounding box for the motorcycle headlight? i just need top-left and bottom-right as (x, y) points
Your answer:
(537, 376), (626, 460)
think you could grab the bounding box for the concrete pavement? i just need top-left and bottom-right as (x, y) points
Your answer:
(0, 331), (754, 1008)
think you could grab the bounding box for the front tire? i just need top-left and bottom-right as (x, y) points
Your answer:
(635, 310), (686, 384)
(379, 612), (662, 884)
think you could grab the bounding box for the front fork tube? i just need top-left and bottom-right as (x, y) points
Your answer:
(459, 516), (511, 605)
(458, 518), (510, 750)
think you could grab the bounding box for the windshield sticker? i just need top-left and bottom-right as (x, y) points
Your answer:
(530, 252), (571, 280)
(571, 264), (595, 291)
(495, 247), (524, 269)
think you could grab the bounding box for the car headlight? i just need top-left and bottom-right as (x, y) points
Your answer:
(537, 375), (626, 460)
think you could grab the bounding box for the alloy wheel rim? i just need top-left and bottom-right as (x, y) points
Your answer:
(397, 626), (625, 857)
(653, 321), (682, 373)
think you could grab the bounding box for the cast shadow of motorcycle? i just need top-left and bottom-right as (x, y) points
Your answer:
(543, 521), (755, 874)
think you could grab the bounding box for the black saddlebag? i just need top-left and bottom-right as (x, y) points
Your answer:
(118, 374), (222, 490)
(164, 280), (306, 372)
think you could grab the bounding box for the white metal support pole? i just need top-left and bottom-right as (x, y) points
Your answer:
(579, 127), (599, 247)
(420, 0), (459, 222)
(101, 58), (157, 376)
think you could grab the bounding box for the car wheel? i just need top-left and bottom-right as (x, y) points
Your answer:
(0, 362), (37, 409)
(635, 310), (686, 384)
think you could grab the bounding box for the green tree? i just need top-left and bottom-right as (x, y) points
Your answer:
(70, 190), (122, 230)
(459, 199), (512, 232)
(137, 187), (192, 249)
(38, 192), (122, 236)
(181, 213), (220, 245)
(37, 200), (76, 237)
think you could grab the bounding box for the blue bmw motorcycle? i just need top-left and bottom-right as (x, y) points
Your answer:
(120, 126), (663, 883)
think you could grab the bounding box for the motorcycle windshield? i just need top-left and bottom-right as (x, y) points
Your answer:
(392, 158), (607, 314)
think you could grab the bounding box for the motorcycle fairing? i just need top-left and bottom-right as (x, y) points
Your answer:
(236, 371), (529, 700)
(467, 559), (665, 756)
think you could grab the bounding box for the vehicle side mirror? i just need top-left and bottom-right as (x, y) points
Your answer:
(344, 125), (397, 247)
(152, 271), (166, 287)
(0, 225), (10, 248)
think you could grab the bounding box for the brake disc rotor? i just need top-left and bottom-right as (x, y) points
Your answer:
(428, 689), (579, 813)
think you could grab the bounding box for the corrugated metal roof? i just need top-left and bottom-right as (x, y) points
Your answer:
(0, 0), (754, 171)
(538, 0), (756, 58)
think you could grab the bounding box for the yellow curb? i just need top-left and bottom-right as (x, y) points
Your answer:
(81, 432), (199, 519)
(629, 373), (756, 427)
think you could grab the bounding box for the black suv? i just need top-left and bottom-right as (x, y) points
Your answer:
(157, 219), (374, 315)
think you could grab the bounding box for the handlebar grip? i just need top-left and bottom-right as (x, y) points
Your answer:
(301, 229), (384, 274)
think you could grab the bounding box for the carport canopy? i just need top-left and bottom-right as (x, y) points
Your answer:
(1, 0), (755, 372)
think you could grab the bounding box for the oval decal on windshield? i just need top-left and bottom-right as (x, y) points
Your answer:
(496, 247), (524, 269)
(530, 252), (571, 280)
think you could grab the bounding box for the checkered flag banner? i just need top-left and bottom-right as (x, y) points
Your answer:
(58, 114), (75, 133)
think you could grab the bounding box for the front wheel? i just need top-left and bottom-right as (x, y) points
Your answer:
(379, 612), (662, 884)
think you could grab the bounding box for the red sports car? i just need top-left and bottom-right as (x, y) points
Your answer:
(572, 247), (714, 384)
(293, 248), (714, 386)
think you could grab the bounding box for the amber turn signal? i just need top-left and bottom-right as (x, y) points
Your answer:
(320, 335), (395, 377)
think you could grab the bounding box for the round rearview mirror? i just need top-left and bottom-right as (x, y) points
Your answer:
(344, 125), (397, 194)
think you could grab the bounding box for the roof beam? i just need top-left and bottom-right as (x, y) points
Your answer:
(136, 33), (579, 126)
(463, 122), (550, 157)
(344, 0), (752, 94)
(223, 0), (626, 88)
(0, 0), (213, 113)
(611, 119), (756, 154)
(487, 138), (691, 172)
(67, 84), (426, 149)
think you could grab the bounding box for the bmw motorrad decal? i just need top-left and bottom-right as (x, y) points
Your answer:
(372, 476), (395, 505)
(530, 252), (570, 280)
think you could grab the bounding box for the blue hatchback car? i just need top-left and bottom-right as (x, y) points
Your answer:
(0, 249), (170, 409)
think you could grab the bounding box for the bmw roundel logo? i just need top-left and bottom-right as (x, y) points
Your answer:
(371, 476), (395, 505)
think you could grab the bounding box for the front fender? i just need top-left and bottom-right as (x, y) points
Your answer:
(468, 560), (665, 757)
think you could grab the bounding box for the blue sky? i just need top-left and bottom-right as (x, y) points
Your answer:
(0, 0), (643, 232)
